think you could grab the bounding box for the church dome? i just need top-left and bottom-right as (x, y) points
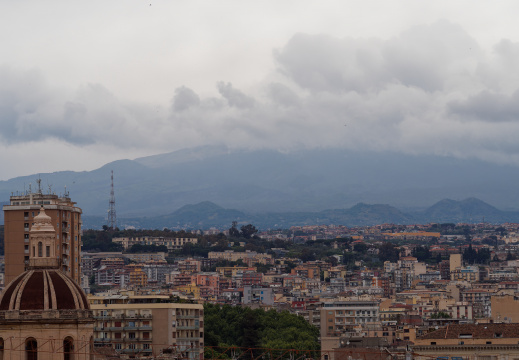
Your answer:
(0, 269), (89, 311)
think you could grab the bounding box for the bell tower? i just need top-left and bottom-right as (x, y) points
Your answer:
(28, 206), (59, 269)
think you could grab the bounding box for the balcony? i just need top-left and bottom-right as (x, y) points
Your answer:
(123, 326), (137, 330)
(110, 326), (124, 331)
(176, 314), (198, 319)
(138, 326), (153, 331)
(121, 348), (152, 354)
(177, 326), (199, 330)
(176, 336), (201, 340)
(94, 338), (111, 343)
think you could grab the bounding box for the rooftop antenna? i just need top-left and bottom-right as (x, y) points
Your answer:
(36, 177), (42, 194)
(28, 183), (32, 193)
(108, 170), (116, 230)
(64, 185), (69, 197)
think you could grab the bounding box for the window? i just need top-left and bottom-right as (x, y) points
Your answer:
(63, 337), (73, 360)
(38, 242), (43, 257)
(25, 338), (37, 360)
(128, 333), (136, 339)
(46, 246), (50, 257)
(115, 344), (122, 350)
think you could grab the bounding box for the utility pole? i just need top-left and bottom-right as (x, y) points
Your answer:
(108, 170), (116, 230)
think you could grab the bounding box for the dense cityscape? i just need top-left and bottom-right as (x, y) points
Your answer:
(2, 2), (519, 360)
(3, 191), (519, 360)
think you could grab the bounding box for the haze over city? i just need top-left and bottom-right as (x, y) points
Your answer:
(1, 1), (519, 180)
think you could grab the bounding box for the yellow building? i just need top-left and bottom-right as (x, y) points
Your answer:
(491, 294), (519, 322)
(176, 284), (201, 299)
(129, 268), (148, 287)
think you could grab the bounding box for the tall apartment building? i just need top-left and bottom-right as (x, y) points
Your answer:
(3, 191), (82, 284)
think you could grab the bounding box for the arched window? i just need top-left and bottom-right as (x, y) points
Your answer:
(89, 336), (94, 360)
(63, 337), (74, 360)
(25, 338), (37, 360)
(0, 337), (4, 360)
(38, 242), (43, 257)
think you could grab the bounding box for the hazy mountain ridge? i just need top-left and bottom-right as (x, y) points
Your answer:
(80, 198), (519, 230)
(3, 146), (519, 227)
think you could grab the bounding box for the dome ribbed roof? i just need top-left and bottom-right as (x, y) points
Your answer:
(0, 269), (89, 311)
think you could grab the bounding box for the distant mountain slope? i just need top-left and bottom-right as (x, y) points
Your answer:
(416, 197), (519, 223)
(3, 146), (519, 224)
(79, 198), (519, 230)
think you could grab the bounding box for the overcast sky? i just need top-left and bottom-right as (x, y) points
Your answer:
(1, 1), (519, 180)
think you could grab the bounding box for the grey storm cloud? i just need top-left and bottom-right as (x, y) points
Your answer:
(173, 86), (200, 112)
(3, 20), (519, 167)
(216, 82), (255, 109)
(274, 20), (481, 93)
(267, 83), (300, 107)
(449, 90), (519, 122)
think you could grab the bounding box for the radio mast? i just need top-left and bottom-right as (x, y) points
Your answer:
(108, 170), (117, 230)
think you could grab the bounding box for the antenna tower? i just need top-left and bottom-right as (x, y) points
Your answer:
(108, 170), (117, 230)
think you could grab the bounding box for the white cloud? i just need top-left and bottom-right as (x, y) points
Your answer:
(2, 11), (519, 179)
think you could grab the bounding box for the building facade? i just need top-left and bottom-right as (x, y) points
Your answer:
(0, 206), (94, 360)
(3, 191), (82, 284)
(89, 294), (204, 359)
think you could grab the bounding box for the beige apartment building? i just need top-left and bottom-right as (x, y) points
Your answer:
(89, 294), (204, 359)
(3, 191), (82, 284)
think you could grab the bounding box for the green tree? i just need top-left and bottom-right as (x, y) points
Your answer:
(353, 243), (368, 254)
(412, 246), (431, 262)
(240, 224), (258, 239)
(229, 221), (240, 238)
(378, 242), (400, 262)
